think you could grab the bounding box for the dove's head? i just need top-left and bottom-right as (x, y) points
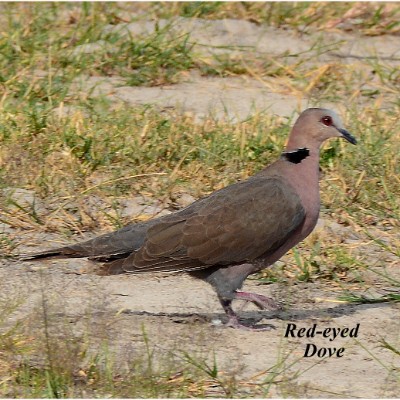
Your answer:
(286, 108), (357, 151)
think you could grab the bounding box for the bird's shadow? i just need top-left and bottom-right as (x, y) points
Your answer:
(121, 301), (394, 328)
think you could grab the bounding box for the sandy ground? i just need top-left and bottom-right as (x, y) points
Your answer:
(2, 17), (400, 398)
(2, 248), (399, 397)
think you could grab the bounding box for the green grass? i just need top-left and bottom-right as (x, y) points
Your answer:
(0, 2), (399, 397)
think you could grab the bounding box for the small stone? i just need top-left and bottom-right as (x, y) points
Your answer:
(211, 318), (223, 326)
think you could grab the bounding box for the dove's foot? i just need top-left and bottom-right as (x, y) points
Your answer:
(235, 291), (281, 310)
(218, 296), (276, 331)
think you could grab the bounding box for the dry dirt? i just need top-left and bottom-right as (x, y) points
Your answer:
(1, 17), (400, 398)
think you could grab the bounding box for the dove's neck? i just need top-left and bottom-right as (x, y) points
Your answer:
(278, 146), (320, 188)
(282, 128), (322, 188)
(285, 129), (322, 153)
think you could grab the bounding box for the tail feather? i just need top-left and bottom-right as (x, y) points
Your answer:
(21, 220), (154, 262)
(20, 246), (88, 260)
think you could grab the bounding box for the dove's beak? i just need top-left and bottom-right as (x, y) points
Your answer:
(338, 128), (357, 145)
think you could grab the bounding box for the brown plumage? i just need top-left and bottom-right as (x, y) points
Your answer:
(24, 108), (357, 329)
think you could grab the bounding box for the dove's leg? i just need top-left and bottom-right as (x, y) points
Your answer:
(192, 263), (277, 330)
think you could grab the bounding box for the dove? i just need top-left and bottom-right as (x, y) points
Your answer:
(24, 108), (356, 330)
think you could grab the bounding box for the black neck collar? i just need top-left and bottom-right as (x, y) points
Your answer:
(281, 147), (310, 164)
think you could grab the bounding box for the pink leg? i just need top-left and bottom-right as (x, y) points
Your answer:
(235, 291), (281, 310)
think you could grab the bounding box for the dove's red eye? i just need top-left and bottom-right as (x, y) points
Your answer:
(322, 116), (333, 126)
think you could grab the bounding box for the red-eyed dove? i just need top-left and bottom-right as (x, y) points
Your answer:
(24, 108), (357, 330)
